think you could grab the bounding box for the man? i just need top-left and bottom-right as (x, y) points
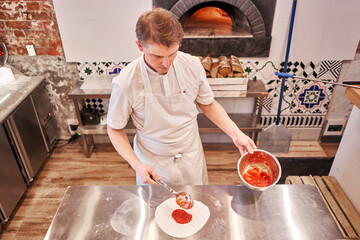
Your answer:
(107, 8), (256, 185)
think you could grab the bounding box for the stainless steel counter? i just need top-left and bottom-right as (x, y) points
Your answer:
(0, 69), (44, 123)
(0, 64), (45, 123)
(45, 185), (342, 239)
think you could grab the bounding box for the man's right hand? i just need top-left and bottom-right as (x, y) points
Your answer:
(107, 127), (160, 185)
(133, 162), (160, 185)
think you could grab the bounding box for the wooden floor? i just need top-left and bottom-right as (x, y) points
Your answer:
(0, 140), (339, 239)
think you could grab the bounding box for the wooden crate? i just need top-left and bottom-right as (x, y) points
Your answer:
(285, 175), (360, 239)
(208, 77), (248, 97)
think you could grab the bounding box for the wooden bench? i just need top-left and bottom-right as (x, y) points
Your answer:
(285, 175), (360, 239)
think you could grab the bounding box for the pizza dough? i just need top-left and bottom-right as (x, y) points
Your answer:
(155, 197), (210, 238)
(110, 198), (149, 236)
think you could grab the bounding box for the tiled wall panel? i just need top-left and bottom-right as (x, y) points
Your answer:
(78, 58), (343, 129)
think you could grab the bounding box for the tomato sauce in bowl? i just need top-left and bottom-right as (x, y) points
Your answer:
(242, 166), (272, 187)
(237, 149), (281, 191)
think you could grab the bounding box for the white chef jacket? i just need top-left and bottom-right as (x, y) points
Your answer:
(107, 51), (214, 130)
(107, 51), (214, 185)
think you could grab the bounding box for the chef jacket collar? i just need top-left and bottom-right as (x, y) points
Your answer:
(142, 54), (174, 77)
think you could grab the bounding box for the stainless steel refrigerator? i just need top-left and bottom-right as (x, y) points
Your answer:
(0, 83), (57, 224)
(0, 124), (26, 224)
(6, 94), (49, 183)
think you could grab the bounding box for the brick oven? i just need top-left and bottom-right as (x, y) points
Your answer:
(153, 0), (276, 57)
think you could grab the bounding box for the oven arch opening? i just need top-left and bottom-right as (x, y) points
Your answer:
(179, 2), (252, 38)
(155, 0), (276, 57)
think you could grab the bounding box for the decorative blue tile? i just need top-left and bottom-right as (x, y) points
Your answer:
(96, 62), (129, 76)
(290, 60), (342, 115)
(318, 60), (342, 80)
(297, 84), (329, 110)
(242, 60), (278, 115)
(76, 62), (131, 115)
(77, 62), (98, 80)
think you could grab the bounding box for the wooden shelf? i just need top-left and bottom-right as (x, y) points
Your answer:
(345, 86), (360, 109)
(68, 79), (268, 157)
(198, 113), (262, 133)
(78, 124), (136, 135)
(78, 119), (136, 135)
(78, 113), (262, 136)
(68, 79), (267, 99)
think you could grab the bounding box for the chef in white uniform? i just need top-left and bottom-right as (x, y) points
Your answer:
(107, 8), (256, 185)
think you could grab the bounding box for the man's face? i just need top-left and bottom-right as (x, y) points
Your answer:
(137, 41), (179, 75)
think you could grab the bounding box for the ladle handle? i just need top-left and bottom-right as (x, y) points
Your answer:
(151, 176), (177, 195)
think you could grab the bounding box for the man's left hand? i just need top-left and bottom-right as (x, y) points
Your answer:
(232, 131), (257, 155)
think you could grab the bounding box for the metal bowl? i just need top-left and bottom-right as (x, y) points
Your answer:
(237, 149), (281, 191)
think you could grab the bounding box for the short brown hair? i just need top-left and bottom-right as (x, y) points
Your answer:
(135, 7), (184, 47)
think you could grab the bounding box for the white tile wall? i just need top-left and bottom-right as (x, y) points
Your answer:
(324, 17), (355, 40)
(323, 39), (359, 60)
(53, 0), (359, 63)
(330, 106), (360, 214)
(273, 0), (293, 19)
(328, 0), (360, 17)
(268, 17), (289, 62)
(350, 17), (360, 39)
(53, 0), (152, 62)
(270, 0), (360, 63)
(290, 40), (326, 62)
(295, 18), (328, 41)
(295, 0), (331, 18)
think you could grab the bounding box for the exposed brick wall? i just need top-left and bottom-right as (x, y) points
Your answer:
(0, 0), (64, 56)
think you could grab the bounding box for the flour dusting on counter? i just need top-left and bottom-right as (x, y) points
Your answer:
(110, 198), (149, 236)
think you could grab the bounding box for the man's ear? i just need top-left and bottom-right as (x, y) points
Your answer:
(136, 40), (143, 52)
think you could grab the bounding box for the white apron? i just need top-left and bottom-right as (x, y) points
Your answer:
(133, 57), (208, 185)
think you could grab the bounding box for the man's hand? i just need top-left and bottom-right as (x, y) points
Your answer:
(199, 100), (257, 155)
(132, 162), (160, 185)
(232, 130), (257, 155)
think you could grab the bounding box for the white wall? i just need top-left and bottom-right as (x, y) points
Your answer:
(269, 0), (360, 63)
(54, 0), (360, 63)
(330, 106), (360, 214)
(323, 54), (360, 136)
(53, 0), (152, 62)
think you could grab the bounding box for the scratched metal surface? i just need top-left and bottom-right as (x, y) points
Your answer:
(45, 185), (343, 240)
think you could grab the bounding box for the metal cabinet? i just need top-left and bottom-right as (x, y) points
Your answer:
(31, 81), (58, 152)
(0, 124), (26, 223)
(6, 95), (48, 183)
(0, 75), (56, 227)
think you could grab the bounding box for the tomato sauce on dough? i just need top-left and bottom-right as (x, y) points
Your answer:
(242, 166), (272, 187)
(172, 209), (192, 224)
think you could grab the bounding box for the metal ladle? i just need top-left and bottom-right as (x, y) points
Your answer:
(152, 178), (194, 209)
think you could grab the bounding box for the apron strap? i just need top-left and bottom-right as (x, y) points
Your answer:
(173, 57), (187, 93)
